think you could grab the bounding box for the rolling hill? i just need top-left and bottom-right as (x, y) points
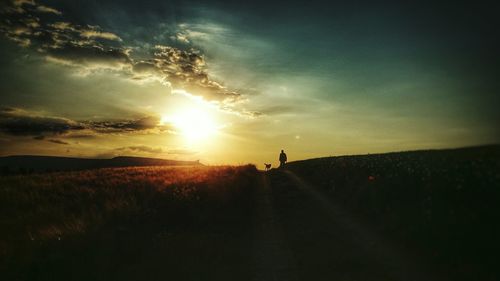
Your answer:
(0, 155), (201, 173)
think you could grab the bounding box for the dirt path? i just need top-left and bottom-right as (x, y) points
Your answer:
(252, 173), (299, 281)
(255, 169), (432, 281)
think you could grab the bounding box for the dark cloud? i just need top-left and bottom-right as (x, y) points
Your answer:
(64, 133), (96, 139)
(48, 139), (68, 145)
(0, 107), (172, 137)
(33, 135), (72, 145)
(0, 107), (85, 136)
(45, 45), (131, 71)
(87, 116), (164, 133)
(0, 0), (257, 114)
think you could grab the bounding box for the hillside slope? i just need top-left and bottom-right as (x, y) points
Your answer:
(283, 145), (500, 280)
(0, 155), (201, 173)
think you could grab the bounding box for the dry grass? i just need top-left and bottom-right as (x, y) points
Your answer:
(0, 165), (259, 281)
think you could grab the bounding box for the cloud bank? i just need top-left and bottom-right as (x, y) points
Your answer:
(0, 0), (255, 113)
(0, 107), (172, 138)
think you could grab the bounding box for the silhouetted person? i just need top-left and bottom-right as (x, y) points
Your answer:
(279, 149), (287, 168)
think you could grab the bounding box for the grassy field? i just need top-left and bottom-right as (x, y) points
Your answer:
(286, 145), (500, 280)
(0, 165), (259, 281)
(1, 145), (499, 281)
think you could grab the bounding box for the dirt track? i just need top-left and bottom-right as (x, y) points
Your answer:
(253, 169), (433, 281)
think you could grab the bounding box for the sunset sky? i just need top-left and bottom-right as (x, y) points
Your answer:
(0, 0), (498, 166)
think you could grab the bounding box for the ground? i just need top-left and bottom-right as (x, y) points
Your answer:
(1, 146), (499, 281)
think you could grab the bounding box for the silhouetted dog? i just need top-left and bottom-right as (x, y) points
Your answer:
(264, 163), (271, 171)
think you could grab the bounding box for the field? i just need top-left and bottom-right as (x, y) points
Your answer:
(284, 145), (500, 280)
(1, 165), (259, 280)
(1, 145), (499, 281)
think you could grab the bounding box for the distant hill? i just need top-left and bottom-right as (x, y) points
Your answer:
(0, 155), (201, 174)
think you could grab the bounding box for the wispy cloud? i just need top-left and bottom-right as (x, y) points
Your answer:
(114, 145), (197, 155)
(170, 32), (190, 44)
(35, 5), (61, 15)
(116, 145), (164, 154)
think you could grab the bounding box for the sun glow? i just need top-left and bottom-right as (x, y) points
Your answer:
(161, 109), (219, 143)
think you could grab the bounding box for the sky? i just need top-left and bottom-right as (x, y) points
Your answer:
(0, 0), (498, 166)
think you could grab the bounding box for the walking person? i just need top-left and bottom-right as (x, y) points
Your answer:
(279, 149), (287, 168)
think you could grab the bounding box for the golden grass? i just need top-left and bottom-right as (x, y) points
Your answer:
(0, 165), (257, 242)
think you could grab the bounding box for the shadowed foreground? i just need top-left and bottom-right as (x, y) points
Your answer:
(1, 146), (499, 281)
(1, 166), (258, 281)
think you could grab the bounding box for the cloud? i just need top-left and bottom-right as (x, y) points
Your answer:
(48, 22), (122, 41)
(170, 32), (190, 44)
(131, 45), (243, 104)
(0, 0), (259, 116)
(45, 45), (131, 71)
(79, 29), (122, 41)
(116, 145), (164, 154)
(259, 105), (296, 115)
(13, 0), (35, 7)
(0, 107), (172, 137)
(0, 107), (86, 136)
(8, 0), (34, 13)
(115, 146), (198, 155)
(36, 5), (61, 15)
(48, 139), (69, 145)
(1, 2), (130, 73)
(87, 116), (165, 133)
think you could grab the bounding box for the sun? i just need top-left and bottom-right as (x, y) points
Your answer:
(161, 109), (219, 143)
